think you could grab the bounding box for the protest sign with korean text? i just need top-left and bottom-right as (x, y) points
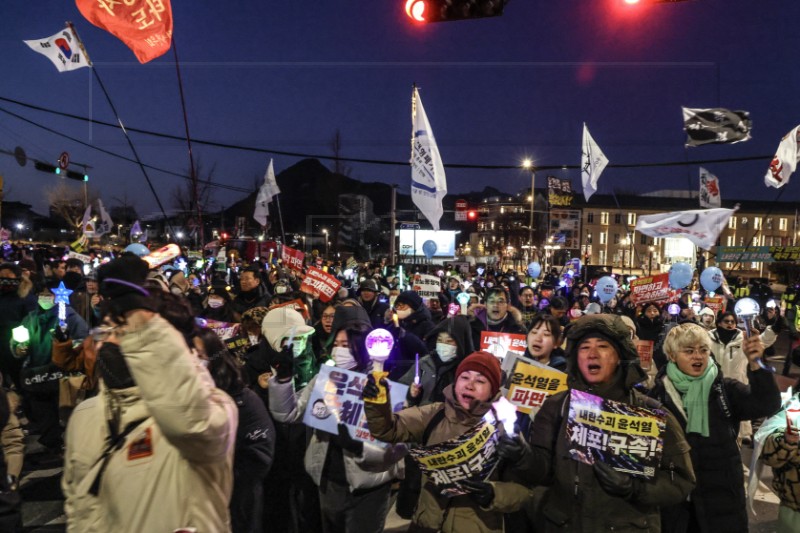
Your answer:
(300, 266), (342, 302)
(412, 274), (441, 298)
(635, 340), (654, 370)
(303, 365), (408, 445)
(203, 319), (240, 342)
(502, 355), (568, 414)
(281, 245), (305, 272)
(480, 332), (527, 360)
(630, 273), (674, 305)
(408, 415), (500, 497)
(567, 389), (666, 478)
(703, 296), (726, 315)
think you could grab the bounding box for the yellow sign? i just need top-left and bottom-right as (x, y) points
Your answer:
(505, 357), (568, 414)
(575, 409), (661, 438)
(417, 422), (495, 469)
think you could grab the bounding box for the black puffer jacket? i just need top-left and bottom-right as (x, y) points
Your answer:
(648, 364), (780, 533)
(400, 305), (436, 342)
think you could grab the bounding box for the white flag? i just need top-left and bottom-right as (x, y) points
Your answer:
(24, 26), (90, 73)
(254, 159), (280, 226)
(765, 125), (800, 188)
(635, 206), (737, 251)
(581, 123), (609, 202)
(410, 87), (447, 231)
(95, 200), (114, 236)
(698, 168), (721, 208)
(80, 205), (94, 237)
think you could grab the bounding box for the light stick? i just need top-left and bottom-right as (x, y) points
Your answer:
(414, 353), (420, 386)
(11, 325), (29, 344)
(734, 297), (772, 372)
(51, 281), (73, 330)
(491, 396), (518, 436)
(456, 291), (471, 316)
(365, 328), (394, 373)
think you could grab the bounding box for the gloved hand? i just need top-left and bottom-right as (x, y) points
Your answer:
(459, 479), (495, 507)
(362, 374), (388, 401)
(593, 460), (635, 499)
(496, 433), (532, 465)
(269, 346), (294, 381)
(337, 423), (364, 456)
(53, 325), (69, 343)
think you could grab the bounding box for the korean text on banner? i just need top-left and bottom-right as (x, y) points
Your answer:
(480, 332), (527, 361)
(408, 417), (499, 497)
(302, 365), (408, 445)
(567, 389), (666, 479)
(300, 266), (342, 302)
(76, 0), (173, 64)
(502, 355), (568, 414)
(413, 274), (441, 298)
(630, 273), (673, 305)
(703, 296), (726, 315)
(203, 320), (240, 342)
(635, 340), (654, 370)
(281, 245), (305, 272)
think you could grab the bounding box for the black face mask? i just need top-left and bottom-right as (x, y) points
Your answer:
(97, 343), (135, 389)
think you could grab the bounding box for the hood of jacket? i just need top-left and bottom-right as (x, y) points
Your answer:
(425, 315), (475, 361)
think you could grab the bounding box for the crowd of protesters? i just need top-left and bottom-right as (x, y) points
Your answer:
(0, 240), (798, 531)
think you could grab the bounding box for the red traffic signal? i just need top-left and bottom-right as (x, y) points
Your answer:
(405, 0), (508, 23)
(467, 210), (478, 221)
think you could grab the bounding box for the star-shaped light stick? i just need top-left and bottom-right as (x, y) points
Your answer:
(51, 281), (73, 329)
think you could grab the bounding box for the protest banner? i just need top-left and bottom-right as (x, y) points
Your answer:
(635, 340), (654, 370)
(567, 389), (666, 478)
(408, 415), (500, 497)
(224, 335), (253, 361)
(412, 274), (441, 298)
(204, 319), (240, 341)
(703, 296), (726, 315)
(281, 245), (305, 272)
(269, 297), (311, 321)
(303, 365), (408, 445)
(630, 273), (673, 305)
(300, 266), (341, 302)
(717, 245), (800, 263)
(480, 332), (527, 360)
(502, 355), (568, 414)
(68, 251), (92, 264)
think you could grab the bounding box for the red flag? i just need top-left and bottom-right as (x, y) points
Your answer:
(76, 0), (173, 64)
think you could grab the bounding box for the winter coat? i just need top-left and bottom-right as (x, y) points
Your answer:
(62, 315), (238, 533)
(230, 387), (275, 533)
(0, 289), (37, 378)
(359, 297), (391, 330)
(365, 385), (534, 533)
(399, 316), (475, 406)
(762, 429), (800, 512)
(400, 305), (436, 342)
(12, 306), (88, 368)
(506, 315), (696, 532)
(649, 364), (780, 532)
(708, 328), (747, 383)
(469, 308), (526, 352)
(232, 283), (272, 319)
(267, 374), (406, 491)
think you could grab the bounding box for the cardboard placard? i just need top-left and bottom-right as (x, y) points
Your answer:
(630, 273), (673, 305)
(502, 355), (568, 414)
(635, 340), (654, 370)
(412, 274), (441, 298)
(281, 245), (305, 272)
(480, 331), (527, 360)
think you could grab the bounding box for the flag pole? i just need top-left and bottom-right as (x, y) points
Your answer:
(171, 38), (204, 246)
(275, 194), (286, 244)
(67, 21), (175, 240)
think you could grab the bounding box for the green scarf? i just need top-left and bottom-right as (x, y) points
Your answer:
(666, 361), (718, 437)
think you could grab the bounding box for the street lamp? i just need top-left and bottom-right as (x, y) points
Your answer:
(322, 229), (329, 258)
(522, 159), (535, 263)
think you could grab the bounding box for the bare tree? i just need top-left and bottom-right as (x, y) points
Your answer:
(330, 129), (352, 177)
(111, 192), (139, 225)
(46, 182), (99, 230)
(170, 162), (215, 225)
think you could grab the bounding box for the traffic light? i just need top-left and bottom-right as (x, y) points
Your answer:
(34, 160), (88, 182)
(467, 210), (478, 221)
(405, 0), (508, 23)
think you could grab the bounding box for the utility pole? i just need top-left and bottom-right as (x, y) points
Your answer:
(390, 185), (397, 265)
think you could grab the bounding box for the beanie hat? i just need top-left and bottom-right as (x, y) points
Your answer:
(394, 290), (423, 311)
(455, 351), (502, 396)
(97, 254), (153, 312)
(262, 306), (314, 352)
(358, 279), (379, 293)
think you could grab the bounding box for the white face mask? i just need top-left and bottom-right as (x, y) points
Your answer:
(291, 336), (307, 357)
(275, 285), (288, 294)
(207, 297), (224, 309)
(332, 346), (357, 370)
(395, 308), (412, 320)
(436, 343), (458, 363)
(248, 335), (260, 346)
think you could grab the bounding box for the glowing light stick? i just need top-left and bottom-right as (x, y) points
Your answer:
(734, 297), (772, 372)
(365, 328), (394, 373)
(491, 396), (518, 436)
(392, 312), (399, 328)
(51, 281), (73, 330)
(414, 353), (420, 386)
(11, 325), (29, 344)
(456, 291), (471, 316)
